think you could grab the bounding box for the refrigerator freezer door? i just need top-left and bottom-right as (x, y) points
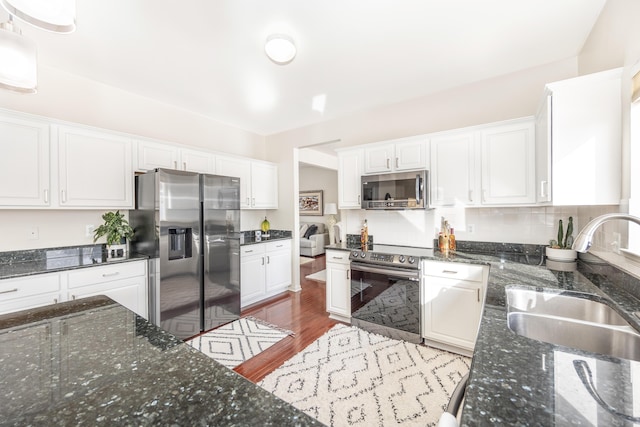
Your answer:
(201, 174), (241, 331)
(158, 169), (201, 339)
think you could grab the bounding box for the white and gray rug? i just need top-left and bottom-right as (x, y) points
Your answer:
(305, 269), (326, 282)
(259, 324), (470, 427)
(187, 316), (294, 369)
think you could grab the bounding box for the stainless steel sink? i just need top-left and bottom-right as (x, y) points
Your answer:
(506, 288), (640, 362)
(507, 288), (628, 325)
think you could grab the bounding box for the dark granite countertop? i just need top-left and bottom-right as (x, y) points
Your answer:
(455, 251), (640, 426)
(241, 230), (292, 246)
(0, 245), (148, 281)
(0, 296), (323, 426)
(329, 240), (640, 425)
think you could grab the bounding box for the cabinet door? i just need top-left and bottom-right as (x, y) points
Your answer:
(423, 277), (483, 351)
(480, 119), (535, 205)
(216, 156), (252, 209)
(550, 70), (622, 205)
(251, 162), (278, 209)
(364, 145), (393, 173)
(430, 132), (476, 206)
(136, 140), (180, 171)
(338, 150), (363, 209)
(240, 253), (266, 307)
(326, 262), (350, 318)
(535, 94), (552, 203)
(395, 139), (428, 171)
(265, 248), (291, 292)
(0, 273), (61, 315)
(0, 114), (50, 207)
(57, 125), (133, 208)
(181, 148), (215, 174)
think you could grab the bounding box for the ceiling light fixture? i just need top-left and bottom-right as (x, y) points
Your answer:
(264, 34), (296, 65)
(0, 16), (37, 93)
(0, 0), (76, 33)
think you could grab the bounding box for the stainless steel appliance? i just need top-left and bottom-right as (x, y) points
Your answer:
(130, 169), (241, 339)
(350, 245), (433, 343)
(361, 170), (430, 209)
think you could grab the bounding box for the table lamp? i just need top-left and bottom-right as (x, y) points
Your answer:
(325, 203), (338, 244)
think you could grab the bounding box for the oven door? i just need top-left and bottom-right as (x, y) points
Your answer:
(350, 262), (421, 343)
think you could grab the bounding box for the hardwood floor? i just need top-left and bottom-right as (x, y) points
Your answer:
(234, 254), (344, 383)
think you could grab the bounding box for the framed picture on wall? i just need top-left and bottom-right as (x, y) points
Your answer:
(299, 190), (323, 216)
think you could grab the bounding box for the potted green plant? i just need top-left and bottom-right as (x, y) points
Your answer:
(546, 216), (577, 261)
(93, 210), (134, 259)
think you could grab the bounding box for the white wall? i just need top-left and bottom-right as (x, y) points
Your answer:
(299, 165), (339, 226)
(0, 65), (267, 251)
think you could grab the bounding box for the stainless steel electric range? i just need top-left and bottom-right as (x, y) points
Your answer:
(349, 244), (434, 343)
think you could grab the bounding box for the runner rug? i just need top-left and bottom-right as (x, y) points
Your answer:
(258, 324), (470, 427)
(187, 316), (294, 369)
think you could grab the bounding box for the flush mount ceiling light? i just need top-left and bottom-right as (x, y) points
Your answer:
(0, 16), (37, 93)
(264, 34), (296, 65)
(0, 0), (76, 33)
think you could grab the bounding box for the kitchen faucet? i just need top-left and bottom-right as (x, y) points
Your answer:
(572, 213), (640, 253)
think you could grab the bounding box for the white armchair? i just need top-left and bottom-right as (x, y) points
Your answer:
(300, 223), (329, 257)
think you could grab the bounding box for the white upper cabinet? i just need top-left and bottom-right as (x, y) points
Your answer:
(216, 155), (278, 209)
(136, 139), (215, 174)
(136, 140), (180, 171)
(181, 148), (215, 174)
(430, 117), (535, 207)
(430, 131), (477, 206)
(337, 148), (363, 209)
(536, 68), (622, 206)
(363, 137), (428, 174)
(480, 119), (535, 205)
(0, 113), (50, 207)
(57, 125), (133, 208)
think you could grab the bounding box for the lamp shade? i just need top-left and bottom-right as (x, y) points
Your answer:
(0, 20), (37, 93)
(1, 0), (76, 33)
(264, 34), (296, 65)
(324, 203), (337, 215)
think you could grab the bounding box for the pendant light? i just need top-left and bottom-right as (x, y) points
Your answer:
(0, 15), (37, 93)
(0, 0), (75, 33)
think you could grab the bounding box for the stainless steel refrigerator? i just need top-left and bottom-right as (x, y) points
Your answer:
(130, 169), (241, 339)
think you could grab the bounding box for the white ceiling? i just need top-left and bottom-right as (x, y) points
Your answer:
(2, 0), (607, 135)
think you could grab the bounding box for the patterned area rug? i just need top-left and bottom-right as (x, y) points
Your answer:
(187, 317), (294, 369)
(259, 324), (470, 427)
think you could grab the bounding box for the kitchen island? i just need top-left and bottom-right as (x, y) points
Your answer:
(0, 296), (323, 426)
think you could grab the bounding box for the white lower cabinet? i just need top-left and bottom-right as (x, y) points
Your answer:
(0, 273), (61, 315)
(67, 261), (148, 319)
(325, 249), (351, 322)
(0, 260), (148, 319)
(240, 239), (291, 307)
(421, 261), (488, 356)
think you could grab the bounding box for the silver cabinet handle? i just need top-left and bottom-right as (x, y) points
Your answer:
(332, 256), (344, 260)
(245, 249), (253, 253)
(183, 162), (187, 170)
(261, 257), (264, 265)
(174, 161), (177, 169)
(252, 197), (255, 206)
(44, 189), (49, 204)
(267, 256), (270, 264)
(61, 190), (66, 203)
(477, 288), (480, 302)
(395, 157), (399, 168)
(347, 270), (350, 280)
(72, 295), (76, 300)
(468, 190), (473, 202)
(0, 288), (18, 295)
(53, 298), (58, 304)
(540, 181), (548, 198)
(442, 270), (458, 274)
(386, 158), (390, 169)
(358, 195), (361, 204)
(246, 197), (250, 205)
(102, 271), (120, 278)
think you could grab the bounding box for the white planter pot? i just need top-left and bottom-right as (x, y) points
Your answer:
(545, 246), (577, 262)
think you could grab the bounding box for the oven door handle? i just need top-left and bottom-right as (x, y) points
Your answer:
(351, 262), (420, 280)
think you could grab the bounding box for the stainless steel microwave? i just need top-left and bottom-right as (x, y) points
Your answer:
(361, 170), (430, 209)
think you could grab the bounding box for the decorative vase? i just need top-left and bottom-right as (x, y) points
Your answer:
(545, 246), (577, 262)
(261, 217), (270, 237)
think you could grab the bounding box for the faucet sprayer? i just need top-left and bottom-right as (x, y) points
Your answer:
(572, 213), (640, 253)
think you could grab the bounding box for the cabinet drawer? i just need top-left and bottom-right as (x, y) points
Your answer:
(422, 261), (484, 282)
(0, 274), (60, 301)
(326, 249), (351, 265)
(68, 261), (146, 289)
(241, 244), (266, 257)
(266, 239), (291, 252)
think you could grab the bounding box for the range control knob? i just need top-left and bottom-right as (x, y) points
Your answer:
(351, 251), (360, 258)
(398, 255), (406, 263)
(408, 256), (416, 264)
(360, 251), (367, 258)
